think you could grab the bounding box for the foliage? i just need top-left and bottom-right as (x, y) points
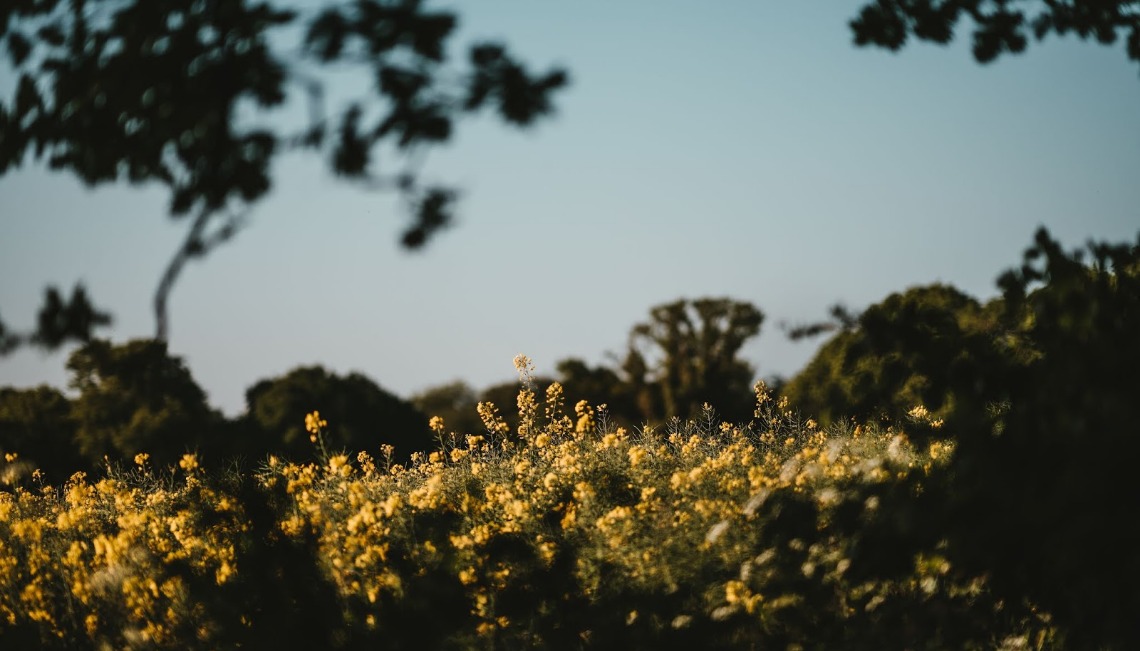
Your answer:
(0, 0), (568, 339)
(781, 284), (1007, 425)
(0, 381), (1055, 649)
(782, 228), (1140, 649)
(3, 226), (1135, 646)
(240, 365), (432, 463)
(0, 457), (356, 649)
(66, 339), (221, 469)
(0, 385), (82, 483)
(0, 285), (111, 356)
(624, 298), (764, 424)
(934, 228), (1140, 650)
(553, 357), (643, 427)
(414, 361), (645, 442)
(411, 380), (483, 440)
(412, 298), (767, 434)
(851, 0), (1140, 71)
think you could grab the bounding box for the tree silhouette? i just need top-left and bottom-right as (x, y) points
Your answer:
(67, 338), (221, 468)
(1, 0), (568, 341)
(0, 385), (83, 482)
(239, 365), (431, 462)
(851, 0), (1140, 70)
(626, 298), (764, 423)
(411, 379), (483, 438)
(553, 357), (643, 427)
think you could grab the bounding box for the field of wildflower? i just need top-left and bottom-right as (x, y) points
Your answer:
(0, 356), (1058, 649)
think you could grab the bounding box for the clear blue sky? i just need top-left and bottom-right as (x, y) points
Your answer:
(2, 2), (1138, 415)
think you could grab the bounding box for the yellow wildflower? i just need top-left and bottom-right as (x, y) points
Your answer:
(305, 410), (328, 434)
(178, 454), (199, 472)
(574, 400), (595, 434)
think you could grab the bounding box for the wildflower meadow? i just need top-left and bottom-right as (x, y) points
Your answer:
(1, 360), (1054, 650)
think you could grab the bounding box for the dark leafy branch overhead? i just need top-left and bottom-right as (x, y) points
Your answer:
(0, 285), (112, 355)
(850, 0), (1140, 68)
(0, 0), (568, 342)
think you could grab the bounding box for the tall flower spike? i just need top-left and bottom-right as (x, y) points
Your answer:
(513, 354), (535, 388)
(305, 410), (328, 435)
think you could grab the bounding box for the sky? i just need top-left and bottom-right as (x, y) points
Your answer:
(1, 2), (1138, 416)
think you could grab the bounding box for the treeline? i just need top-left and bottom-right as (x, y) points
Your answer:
(413, 297), (766, 436)
(0, 344), (431, 483)
(1, 228), (1136, 486)
(0, 295), (767, 483)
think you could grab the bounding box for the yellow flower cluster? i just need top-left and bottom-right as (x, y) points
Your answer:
(0, 464), (246, 646)
(0, 375), (1046, 648)
(305, 410), (328, 435)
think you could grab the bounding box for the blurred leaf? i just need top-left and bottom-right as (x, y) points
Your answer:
(402, 187), (456, 248)
(331, 105), (368, 176)
(5, 31), (32, 66)
(851, 0), (1139, 67)
(304, 8), (348, 62)
(27, 284), (112, 350)
(35, 23), (63, 46)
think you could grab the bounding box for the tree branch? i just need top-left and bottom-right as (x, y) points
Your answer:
(153, 208), (249, 341)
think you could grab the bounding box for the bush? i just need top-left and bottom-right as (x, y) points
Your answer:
(238, 366), (432, 463)
(939, 229), (1140, 650)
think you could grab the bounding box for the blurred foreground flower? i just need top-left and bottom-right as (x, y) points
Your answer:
(306, 410), (328, 443)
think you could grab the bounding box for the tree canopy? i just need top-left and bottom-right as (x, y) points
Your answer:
(781, 284), (1008, 425)
(67, 338), (221, 467)
(776, 228), (1140, 648)
(851, 0), (1140, 70)
(0, 384), (82, 481)
(1, 0), (568, 341)
(240, 365), (432, 462)
(625, 298), (764, 424)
